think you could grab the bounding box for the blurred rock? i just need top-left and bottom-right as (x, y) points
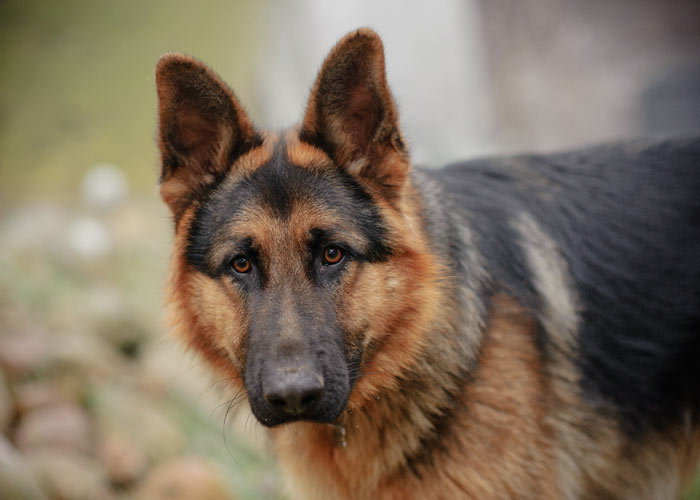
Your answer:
(14, 381), (75, 415)
(0, 330), (51, 378)
(97, 431), (147, 486)
(0, 435), (48, 500)
(49, 332), (123, 379)
(134, 456), (234, 500)
(93, 384), (184, 462)
(26, 448), (111, 500)
(81, 164), (128, 208)
(1, 326), (120, 382)
(15, 402), (93, 455)
(0, 370), (13, 433)
(67, 216), (112, 258)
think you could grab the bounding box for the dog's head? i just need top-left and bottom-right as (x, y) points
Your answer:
(156, 29), (443, 427)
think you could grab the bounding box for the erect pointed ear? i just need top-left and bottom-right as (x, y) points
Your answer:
(300, 29), (409, 201)
(155, 53), (261, 217)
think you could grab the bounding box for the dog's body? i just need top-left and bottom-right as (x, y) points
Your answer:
(155, 29), (700, 499)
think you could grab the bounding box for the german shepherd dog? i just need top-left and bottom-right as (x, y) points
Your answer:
(155, 29), (700, 499)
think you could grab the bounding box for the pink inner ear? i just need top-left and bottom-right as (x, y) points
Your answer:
(344, 84), (382, 155)
(175, 108), (224, 174)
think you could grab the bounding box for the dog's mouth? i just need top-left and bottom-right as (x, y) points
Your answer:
(245, 368), (350, 427)
(248, 393), (349, 428)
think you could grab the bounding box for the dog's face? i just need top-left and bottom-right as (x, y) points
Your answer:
(183, 143), (396, 426)
(156, 29), (442, 427)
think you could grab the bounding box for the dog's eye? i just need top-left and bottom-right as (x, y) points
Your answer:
(322, 246), (344, 265)
(230, 255), (251, 274)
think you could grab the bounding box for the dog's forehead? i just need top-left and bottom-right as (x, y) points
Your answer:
(184, 131), (392, 274)
(231, 129), (331, 177)
(212, 133), (354, 223)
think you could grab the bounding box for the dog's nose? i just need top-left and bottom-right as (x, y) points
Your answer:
(263, 369), (324, 416)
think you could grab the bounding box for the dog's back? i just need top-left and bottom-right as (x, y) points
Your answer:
(432, 138), (700, 430)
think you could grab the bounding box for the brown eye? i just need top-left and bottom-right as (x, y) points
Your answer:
(323, 246), (343, 265)
(231, 256), (251, 273)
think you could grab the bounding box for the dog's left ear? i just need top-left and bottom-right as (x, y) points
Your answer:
(301, 29), (409, 201)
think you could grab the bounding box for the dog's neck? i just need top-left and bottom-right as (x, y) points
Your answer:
(268, 174), (493, 496)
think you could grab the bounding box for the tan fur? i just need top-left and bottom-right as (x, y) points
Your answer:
(285, 128), (333, 168)
(230, 130), (276, 177)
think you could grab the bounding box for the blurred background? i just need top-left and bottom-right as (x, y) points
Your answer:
(1, 1), (699, 499)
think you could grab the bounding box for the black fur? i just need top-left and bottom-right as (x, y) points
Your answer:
(244, 276), (350, 427)
(427, 137), (700, 433)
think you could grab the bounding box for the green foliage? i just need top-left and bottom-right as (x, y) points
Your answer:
(0, 0), (261, 201)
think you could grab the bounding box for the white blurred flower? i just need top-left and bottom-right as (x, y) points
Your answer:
(81, 164), (128, 208)
(67, 217), (112, 258)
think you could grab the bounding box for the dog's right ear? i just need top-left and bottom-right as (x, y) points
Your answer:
(300, 29), (409, 203)
(155, 53), (261, 218)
